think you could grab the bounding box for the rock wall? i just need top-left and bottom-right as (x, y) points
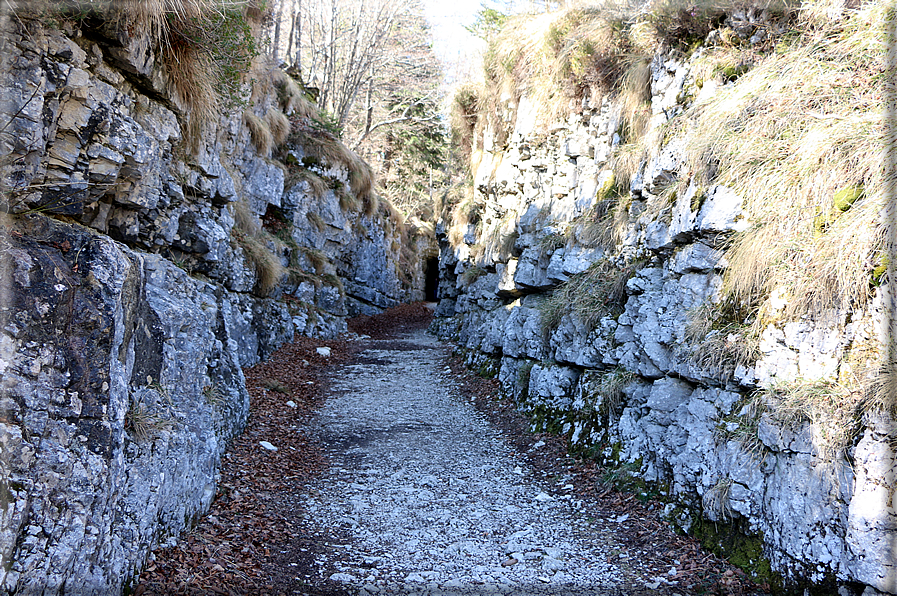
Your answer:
(432, 38), (896, 596)
(0, 8), (429, 594)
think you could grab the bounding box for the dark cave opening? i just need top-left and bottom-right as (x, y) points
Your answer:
(424, 257), (439, 302)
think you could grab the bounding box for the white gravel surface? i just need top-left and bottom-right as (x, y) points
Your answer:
(300, 330), (661, 595)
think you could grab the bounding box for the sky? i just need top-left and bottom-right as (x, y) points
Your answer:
(422, 0), (488, 87)
(423, 0), (538, 87)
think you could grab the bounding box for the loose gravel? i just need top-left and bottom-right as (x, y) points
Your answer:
(299, 329), (665, 596)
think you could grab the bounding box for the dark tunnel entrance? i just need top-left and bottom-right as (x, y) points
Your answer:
(424, 257), (439, 302)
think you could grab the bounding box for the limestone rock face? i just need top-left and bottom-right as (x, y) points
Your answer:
(0, 11), (431, 594)
(0, 216), (248, 594)
(430, 43), (895, 595)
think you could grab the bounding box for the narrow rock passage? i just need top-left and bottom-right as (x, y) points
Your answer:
(298, 329), (644, 595)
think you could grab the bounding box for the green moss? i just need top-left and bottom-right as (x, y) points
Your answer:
(517, 361), (534, 392)
(832, 185), (864, 212)
(692, 517), (778, 586)
(689, 188), (707, 213)
(476, 365), (497, 379)
(717, 62), (751, 82)
(301, 156), (322, 169)
(596, 172), (616, 201)
(871, 254), (889, 287)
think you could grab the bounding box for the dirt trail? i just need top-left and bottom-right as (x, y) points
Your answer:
(295, 328), (640, 595)
(137, 305), (767, 596)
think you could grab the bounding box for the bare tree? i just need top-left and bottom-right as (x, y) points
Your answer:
(268, 0), (449, 216)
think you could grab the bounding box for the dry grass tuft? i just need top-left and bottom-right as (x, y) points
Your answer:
(238, 234), (284, 295)
(162, 41), (219, 150)
(598, 368), (636, 420)
(289, 122), (375, 206)
(244, 110), (273, 156)
(609, 141), (647, 191)
(289, 169), (328, 197)
(266, 108), (291, 147)
(301, 247), (328, 276)
(540, 258), (639, 334)
(339, 190), (362, 213)
(274, 70), (320, 119)
(306, 210), (326, 232)
(230, 199), (284, 295)
(759, 379), (868, 462)
(619, 53), (652, 141)
(573, 181), (630, 250)
(689, 321), (762, 383)
(362, 192), (381, 218)
(461, 265), (488, 287)
(111, 1), (262, 152)
(231, 198), (260, 235)
(348, 158), (375, 203)
(126, 399), (167, 442)
(702, 478), (734, 521)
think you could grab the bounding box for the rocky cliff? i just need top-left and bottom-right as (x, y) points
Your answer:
(433, 3), (895, 594)
(0, 5), (430, 593)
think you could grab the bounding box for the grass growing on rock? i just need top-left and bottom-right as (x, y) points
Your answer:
(671, 2), (890, 324)
(230, 199), (285, 296)
(540, 258), (638, 335)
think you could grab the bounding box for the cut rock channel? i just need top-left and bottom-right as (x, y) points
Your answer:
(297, 328), (669, 595)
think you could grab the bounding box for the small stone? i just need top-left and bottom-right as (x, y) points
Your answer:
(316, 347), (331, 357)
(500, 557), (517, 567)
(329, 572), (355, 582)
(259, 441), (277, 451)
(286, 400), (297, 408)
(535, 492), (554, 502)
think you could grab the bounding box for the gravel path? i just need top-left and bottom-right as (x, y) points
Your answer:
(299, 329), (657, 596)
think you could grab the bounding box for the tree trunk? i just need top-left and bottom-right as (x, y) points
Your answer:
(272, 0), (283, 62)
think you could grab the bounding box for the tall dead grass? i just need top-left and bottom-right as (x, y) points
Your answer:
(289, 123), (375, 203)
(482, 4), (636, 126)
(540, 258), (640, 334)
(273, 70), (321, 119)
(112, 1), (260, 150)
(672, 1), (889, 322)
